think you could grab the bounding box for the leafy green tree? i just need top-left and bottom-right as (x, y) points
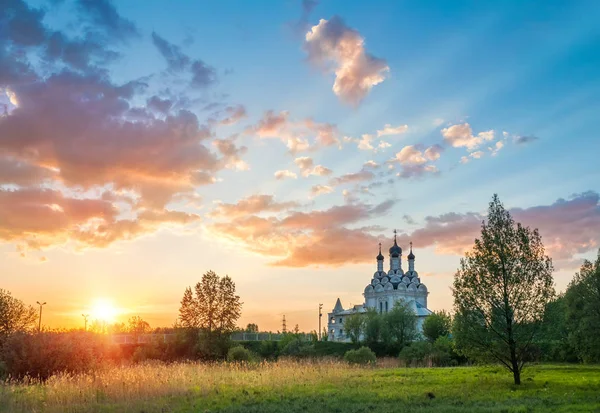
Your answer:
(564, 250), (600, 362)
(321, 327), (329, 341)
(245, 323), (259, 333)
(344, 313), (365, 344)
(363, 308), (382, 346)
(127, 316), (151, 337)
(453, 195), (554, 385)
(382, 301), (417, 349)
(0, 289), (37, 338)
(422, 310), (452, 342)
(178, 271), (242, 358)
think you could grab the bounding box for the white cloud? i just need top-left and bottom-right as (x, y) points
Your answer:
(310, 184), (334, 197)
(304, 16), (389, 105)
(441, 123), (495, 151)
(395, 145), (427, 165)
(274, 170), (298, 180)
(376, 124), (408, 137)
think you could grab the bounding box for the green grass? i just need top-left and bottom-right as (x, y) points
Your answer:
(1, 361), (599, 412)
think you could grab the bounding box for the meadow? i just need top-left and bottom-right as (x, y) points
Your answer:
(1, 361), (599, 413)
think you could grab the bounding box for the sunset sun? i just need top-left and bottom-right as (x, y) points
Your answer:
(91, 299), (118, 323)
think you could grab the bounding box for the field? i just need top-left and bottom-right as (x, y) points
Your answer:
(1, 361), (599, 413)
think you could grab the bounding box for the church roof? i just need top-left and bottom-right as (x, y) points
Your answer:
(333, 298), (344, 313)
(389, 231), (401, 257)
(407, 242), (415, 260)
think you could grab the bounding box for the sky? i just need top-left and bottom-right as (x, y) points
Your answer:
(1, 0), (599, 332)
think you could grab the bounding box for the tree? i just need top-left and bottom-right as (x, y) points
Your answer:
(245, 323), (259, 333)
(564, 249), (600, 363)
(422, 310), (451, 342)
(178, 271), (242, 358)
(127, 316), (151, 336)
(178, 271), (242, 334)
(0, 289), (37, 338)
(344, 313), (365, 344)
(382, 301), (417, 349)
(452, 195), (554, 385)
(363, 308), (382, 347)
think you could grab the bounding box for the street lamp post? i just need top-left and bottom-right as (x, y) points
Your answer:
(82, 314), (89, 331)
(318, 303), (323, 341)
(36, 301), (46, 332)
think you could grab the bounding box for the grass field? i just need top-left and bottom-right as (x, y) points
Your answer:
(1, 361), (599, 413)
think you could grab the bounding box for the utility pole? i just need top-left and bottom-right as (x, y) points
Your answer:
(82, 314), (89, 331)
(282, 315), (287, 334)
(36, 301), (46, 332)
(318, 304), (323, 340)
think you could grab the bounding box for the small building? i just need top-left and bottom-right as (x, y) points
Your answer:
(328, 234), (432, 342)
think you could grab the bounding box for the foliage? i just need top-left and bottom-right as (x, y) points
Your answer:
(344, 313), (365, 344)
(279, 338), (316, 358)
(564, 249), (600, 363)
(399, 341), (432, 365)
(245, 323), (259, 333)
(452, 194), (554, 385)
(0, 289), (37, 338)
(344, 346), (376, 365)
(381, 301), (418, 349)
(422, 310), (451, 342)
(2, 362), (599, 413)
(258, 340), (280, 359)
(226, 345), (253, 362)
(363, 308), (382, 347)
(0, 331), (121, 380)
(127, 316), (151, 336)
(178, 271), (242, 359)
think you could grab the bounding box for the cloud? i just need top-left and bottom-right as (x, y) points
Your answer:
(151, 31), (217, 88)
(207, 199), (395, 267)
(304, 16), (389, 105)
(424, 144), (443, 161)
(248, 110), (339, 153)
(377, 124), (408, 137)
(310, 184), (333, 197)
(217, 105), (247, 126)
(441, 123), (495, 151)
(392, 145), (441, 179)
(330, 170), (375, 186)
(208, 195), (298, 219)
(514, 135), (539, 145)
(399, 192), (600, 268)
(76, 0), (139, 41)
(213, 137), (249, 170)
(0, 4), (226, 252)
(294, 156), (332, 177)
(274, 170), (297, 180)
(363, 160), (379, 168)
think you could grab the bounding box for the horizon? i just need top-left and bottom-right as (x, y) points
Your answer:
(1, 0), (599, 333)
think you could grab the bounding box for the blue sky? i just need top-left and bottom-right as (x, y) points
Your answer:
(1, 0), (599, 331)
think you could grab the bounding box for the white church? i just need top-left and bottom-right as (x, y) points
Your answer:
(328, 233), (432, 342)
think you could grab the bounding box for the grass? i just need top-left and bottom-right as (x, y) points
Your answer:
(1, 361), (599, 413)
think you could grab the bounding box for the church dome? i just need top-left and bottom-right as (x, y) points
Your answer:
(407, 250), (415, 260)
(389, 238), (402, 257)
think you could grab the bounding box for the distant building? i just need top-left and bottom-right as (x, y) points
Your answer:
(328, 233), (432, 342)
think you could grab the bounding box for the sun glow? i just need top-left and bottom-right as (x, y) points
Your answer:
(91, 298), (118, 323)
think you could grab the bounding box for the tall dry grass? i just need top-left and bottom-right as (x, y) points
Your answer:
(0, 359), (361, 413)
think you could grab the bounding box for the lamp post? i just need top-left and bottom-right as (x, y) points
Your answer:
(36, 301), (46, 332)
(318, 303), (323, 341)
(82, 314), (89, 331)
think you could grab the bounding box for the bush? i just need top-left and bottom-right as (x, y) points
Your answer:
(399, 341), (432, 366)
(344, 347), (376, 365)
(258, 340), (279, 359)
(280, 339), (316, 358)
(227, 345), (253, 362)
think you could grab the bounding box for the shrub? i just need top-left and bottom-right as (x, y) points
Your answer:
(227, 345), (252, 362)
(344, 347), (376, 365)
(280, 339), (316, 358)
(258, 340), (279, 359)
(399, 341), (432, 366)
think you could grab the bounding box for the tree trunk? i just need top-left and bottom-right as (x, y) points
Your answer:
(512, 365), (521, 385)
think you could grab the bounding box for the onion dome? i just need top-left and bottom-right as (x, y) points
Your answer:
(389, 236), (402, 257)
(376, 242), (384, 261)
(407, 241), (415, 260)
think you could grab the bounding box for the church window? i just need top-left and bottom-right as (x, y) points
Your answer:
(379, 302), (383, 313)
(339, 318), (343, 324)
(330, 317), (335, 324)
(385, 301), (388, 313)
(339, 329), (344, 336)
